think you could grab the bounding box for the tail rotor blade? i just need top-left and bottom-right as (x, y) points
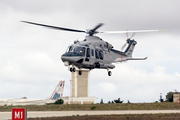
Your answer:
(130, 32), (136, 39)
(126, 29), (129, 39)
(121, 42), (128, 51)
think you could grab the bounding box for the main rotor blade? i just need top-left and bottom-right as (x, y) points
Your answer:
(99, 29), (166, 34)
(91, 23), (104, 33)
(21, 21), (86, 33)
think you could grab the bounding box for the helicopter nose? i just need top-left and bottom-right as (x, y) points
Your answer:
(61, 53), (71, 62)
(61, 55), (69, 62)
(61, 52), (83, 63)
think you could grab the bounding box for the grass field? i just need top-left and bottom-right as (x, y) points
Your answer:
(27, 113), (180, 120)
(0, 102), (180, 112)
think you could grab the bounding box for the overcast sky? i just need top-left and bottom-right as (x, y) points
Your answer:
(0, 0), (180, 103)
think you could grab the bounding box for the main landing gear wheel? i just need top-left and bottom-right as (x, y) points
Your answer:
(78, 70), (82, 75)
(108, 71), (112, 76)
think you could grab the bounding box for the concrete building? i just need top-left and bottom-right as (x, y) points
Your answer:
(62, 68), (96, 104)
(173, 92), (180, 103)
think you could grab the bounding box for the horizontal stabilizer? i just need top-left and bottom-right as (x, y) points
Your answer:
(127, 57), (148, 60)
(113, 57), (147, 63)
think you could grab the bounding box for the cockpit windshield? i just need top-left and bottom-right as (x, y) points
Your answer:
(74, 47), (85, 56)
(66, 46), (85, 56)
(66, 46), (74, 53)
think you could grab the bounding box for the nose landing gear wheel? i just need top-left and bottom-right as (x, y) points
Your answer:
(70, 68), (73, 72)
(72, 68), (76, 72)
(70, 67), (76, 72)
(78, 70), (82, 75)
(108, 71), (112, 76)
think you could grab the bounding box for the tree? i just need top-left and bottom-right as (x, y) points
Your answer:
(100, 98), (103, 104)
(114, 98), (123, 103)
(159, 93), (164, 102)
(127, 100), (131, 104)
(166, 91), (173, 102)
(54, 99), (64, 104)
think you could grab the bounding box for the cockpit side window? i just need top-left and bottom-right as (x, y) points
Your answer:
(95, 50), (99, 59)
(86, 48), (90, 57)
(99, 50), (103, 60)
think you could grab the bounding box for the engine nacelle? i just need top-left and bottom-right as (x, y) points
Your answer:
(74, 40), (79, 44)
(108, 43), (113, 49)
(105, 42), (113, 50)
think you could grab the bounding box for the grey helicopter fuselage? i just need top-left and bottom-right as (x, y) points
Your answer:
(61, 35), (137, 71)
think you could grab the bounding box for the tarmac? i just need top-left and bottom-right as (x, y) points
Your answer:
(1, 110), (180, 120)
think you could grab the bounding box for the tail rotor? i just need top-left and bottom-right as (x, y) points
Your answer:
(121, 30), (136, 51)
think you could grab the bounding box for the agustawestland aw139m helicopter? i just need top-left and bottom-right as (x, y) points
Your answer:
(22, 21), (163, 76)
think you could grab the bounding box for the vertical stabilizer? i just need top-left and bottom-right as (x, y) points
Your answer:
(124, 39), (137, 57)
(49, 81), (65, 100)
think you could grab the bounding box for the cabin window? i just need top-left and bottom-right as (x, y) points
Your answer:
(91, 49), (94, 56)
(95, 50), (99, 59)
(86, 48), (90, 57)
(99, 50), (103, 60)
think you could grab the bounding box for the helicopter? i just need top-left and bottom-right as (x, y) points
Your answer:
(21, 21), (163, 76)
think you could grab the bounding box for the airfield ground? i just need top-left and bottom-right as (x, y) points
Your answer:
(1, 102), (180, 119)
(1, 102), (180, 111)
(27, 113), (180, 120)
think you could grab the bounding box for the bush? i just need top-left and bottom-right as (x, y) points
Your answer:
(100, 98), (103, 104)
(91, 106), (96, 110)
(114, 98), (123, 103)
(54, 99), (64, 104)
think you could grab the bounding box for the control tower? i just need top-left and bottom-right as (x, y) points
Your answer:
(62, 68), (96, 104)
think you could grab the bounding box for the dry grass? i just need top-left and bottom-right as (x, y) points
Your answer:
(0, 102), (180, 112)
(27, 113), (180, 120)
